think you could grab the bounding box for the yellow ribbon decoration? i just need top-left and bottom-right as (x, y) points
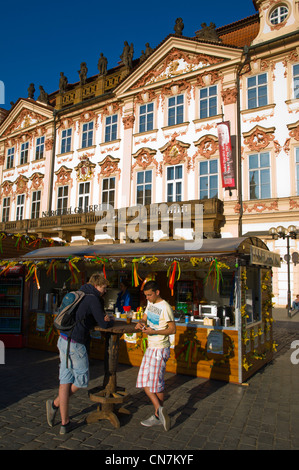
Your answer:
(0, 261), (18, 276)
(67, 257), (81, 284)
(190, 257), (203, 267)
(131, 257), (146, 287)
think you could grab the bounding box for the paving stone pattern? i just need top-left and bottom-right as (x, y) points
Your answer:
(1, 320), (299, 450)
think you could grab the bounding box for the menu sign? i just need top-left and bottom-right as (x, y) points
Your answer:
(217, 121), (236, 189)
(250, 246), (281, 268)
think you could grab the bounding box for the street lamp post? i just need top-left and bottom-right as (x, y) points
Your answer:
(269, 225), (299, 317)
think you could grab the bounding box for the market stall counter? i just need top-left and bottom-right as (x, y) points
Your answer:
(20, 237), (280, 384)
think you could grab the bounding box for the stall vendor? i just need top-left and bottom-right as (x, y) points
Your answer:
(115, 279), (131, 314)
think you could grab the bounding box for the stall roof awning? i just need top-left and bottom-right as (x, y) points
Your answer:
(20, 237), (269, 260)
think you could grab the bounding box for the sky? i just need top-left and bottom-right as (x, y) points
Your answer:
(0, 0), (257, 110)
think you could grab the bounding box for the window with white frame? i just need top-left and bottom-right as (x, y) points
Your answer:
(139, 103), (154, 133)
(105, 115), (118, 142)
(61, 128), (72, 154)
(296, 147), (299, 195)
(6, 147), (14, 169)
(247, 73), (268, 109)
(199, 160), (218, 199)
(82, 122), (94, 148)
(20, 142), (29, 165)
(2, 197), (10, 222)
(293, 64), (299, 99)
(249, 152), (271, 200)
(199, 85), (217, 119)
(35, 137), (45, 160)
(167, 165), (183, 202)
(16, 194), (25, 220)
(137, 170), (152, 205)
(269, 5), (288, 24)
(78, 182), (90, 211)
(102, 177), (115, 207)
(57, 186), (69, 214)
(31, 190), (41, 219)
(168, 95), (184, 126)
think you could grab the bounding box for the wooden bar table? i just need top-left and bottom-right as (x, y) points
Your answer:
(87, 320), (137, 428)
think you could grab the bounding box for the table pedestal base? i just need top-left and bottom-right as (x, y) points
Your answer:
(87, 387), (130, 429)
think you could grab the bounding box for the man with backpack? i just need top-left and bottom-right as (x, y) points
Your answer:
(46, 272), (113, 434)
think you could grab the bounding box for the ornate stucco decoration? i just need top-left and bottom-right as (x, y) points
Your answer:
(54, 166), (73, 188)
(98, 155), (121, 179)
(57, 117), (75, 131)
(45, 138), (54, 151)
(122, 115), (135, 130)
(222, 87), (238, 105)
(134, 89), (158, 113)
(243, 125), (275, 151)
(15, 175), (29, 197)
(242, 200), (279, 213)
(132, 48), (225, 89)
(74, 156), (96, 181)
(193, 134), (218, 160)
(0, 180), (13, 203)
(101, 102), (123, 122)
(160, 79), (192, 107)
(77, 111), (99, 133)
(29, 172), (44, 190)
(288, 121), (299, 141)
(3, 109), (47, 136)
(159, 134), (191, 174)
(131, 147), (158, 178)
(195, 70), (221, 88)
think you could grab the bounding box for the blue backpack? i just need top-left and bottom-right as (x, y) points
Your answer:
(54, 291), (87, 367)
(54, 291), (86, 332)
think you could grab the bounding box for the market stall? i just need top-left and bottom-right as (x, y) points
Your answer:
(0, 232), (64, 348)
(18, 237), (280, 383)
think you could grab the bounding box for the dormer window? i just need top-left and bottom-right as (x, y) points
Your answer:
(269, 5), (289, 25)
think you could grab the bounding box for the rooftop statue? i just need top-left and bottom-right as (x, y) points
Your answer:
(27, 83), (35, 99)
(78, 62), (88, 85)
(120, 41), (134, 69)
(174, 17), (184, 36)
(196, 22), (222, 42)
(37, 86), (49, 104)
(98, 53), (108, 76)
(59, 72), (68, 93)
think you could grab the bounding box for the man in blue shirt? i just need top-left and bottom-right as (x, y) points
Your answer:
(115, 279), (131, 313)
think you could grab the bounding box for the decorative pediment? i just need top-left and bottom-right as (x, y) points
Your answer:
(132, 47), (226, 89)
(194, 135), (218, 159)
(287, 120), (299, 141)
(0, 180), (13, 199)
(159, 134), (191, 171)
(15, 175), (29, 195)
(3, 109), (47, 137)
(98, 155), (121, 178)
(74, 156), (96, 181)
(54, 166), (73, 187)
(29, 172), (44, 190)
(131, 147), (159, 175)
(243, 125), (276, 151)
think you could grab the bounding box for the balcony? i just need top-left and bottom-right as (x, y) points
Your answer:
(0, 198), (224, 244)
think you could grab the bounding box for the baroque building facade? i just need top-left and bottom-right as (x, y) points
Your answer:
(0, 0), (298, 307)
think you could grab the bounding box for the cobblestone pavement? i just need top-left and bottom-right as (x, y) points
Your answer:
(1, 319), (299, 452)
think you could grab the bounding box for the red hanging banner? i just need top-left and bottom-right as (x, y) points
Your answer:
(217, 121), (236, 189)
